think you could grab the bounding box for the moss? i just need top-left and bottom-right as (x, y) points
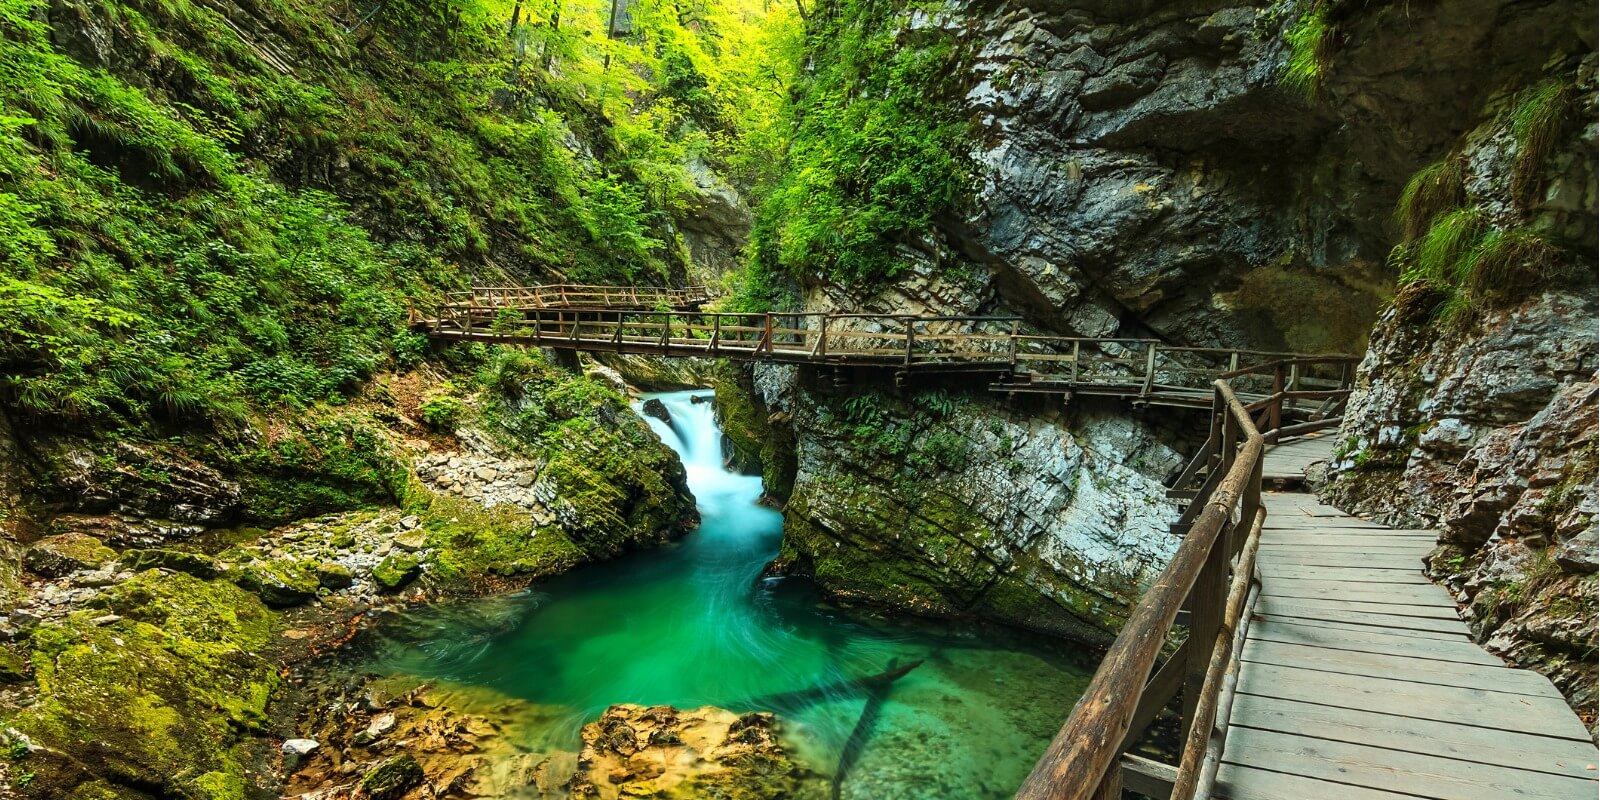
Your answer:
(0, 648), (29, 683)
(14, 571), (277, 799)
(233, 558), (321, 607)
(372, 553), (421, 591)
(119, 548), (220, 579)
(23, 534), (117, 577)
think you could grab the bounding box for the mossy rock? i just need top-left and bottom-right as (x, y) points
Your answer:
(315, 562), (354, 590)
(17, 571), (277, 797)
(120, 548), (220, 579)
(24, 534), (116, 578)
(234, 559), (321, 607)
(0, 647), (29, 683)
(372, 554), (421, 591)
(361, 754), (423, 800)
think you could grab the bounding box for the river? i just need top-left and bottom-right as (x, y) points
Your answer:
(357, 389), (1093, 798)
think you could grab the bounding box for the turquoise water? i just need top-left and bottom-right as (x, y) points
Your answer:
(359, 390), (1093, 798)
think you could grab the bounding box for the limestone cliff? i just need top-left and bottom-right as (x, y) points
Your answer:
(1323, 53), (1598, 718)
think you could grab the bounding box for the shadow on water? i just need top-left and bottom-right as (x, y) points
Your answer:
(351, 390), (1097, 798)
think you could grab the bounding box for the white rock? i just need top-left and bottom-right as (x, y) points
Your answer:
(282, 738), (320, 756)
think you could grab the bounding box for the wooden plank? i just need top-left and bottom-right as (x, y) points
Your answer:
(1246, 620), (1503, 666)
(1261, 528), (1439, 537)
(1256, 564), (1431, 584)
(1255, 554), (1427, 573)
(1262, 518), (1391, 530)
(1235, 662), (1590, 739)
(1241, 639), (1569, 700)
(1253, 599), (1470, 635)
(1221, 726), (1598, 800)
(1257, 536), (1437, 549)
(1257, 544), (1433, 557)
(1248, 594), (1462, 619)
(1255, 579), (1455, 606)
(1212, 762), (1416, 800)
(1229, 696), (1598, 779)
(1253, 615), (1470, 641)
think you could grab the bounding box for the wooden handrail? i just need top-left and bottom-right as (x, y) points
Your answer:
(1015, 379), (1268, 800)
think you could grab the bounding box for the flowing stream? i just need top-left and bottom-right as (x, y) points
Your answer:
(358, 390), (1093, 798)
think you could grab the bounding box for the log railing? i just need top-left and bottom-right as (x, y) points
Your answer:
(1013, 379), (1263, 800)
(444, 284), (713, 310)
(1013, 355), (1353, 800)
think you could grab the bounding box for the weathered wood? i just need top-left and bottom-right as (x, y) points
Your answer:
(1240, 639), (1557, 696)
(1221, 726), (1597, 800)
(1246, 626), (1501, 671)
(1234, 662), (1589, 739)
(1014, 384), (1263, 800)
(1227, 694), (1599, 777)
(1120, 753), (1176, 799)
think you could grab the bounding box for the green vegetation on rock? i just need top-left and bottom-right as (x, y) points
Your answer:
(9, 571), (277, 798)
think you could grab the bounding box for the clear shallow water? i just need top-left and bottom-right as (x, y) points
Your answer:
(359, 390), (1094, 798)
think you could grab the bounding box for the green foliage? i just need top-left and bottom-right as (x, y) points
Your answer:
(1281, 3), (1334, 101)
(1395, 156), (1465, 242)
(749, 0), (974, 288)
(419, 394), (467, 431)
(0, 0), (802, 434)
(1394, 207), (1558, 323)
(1509, 79), (1572, 206)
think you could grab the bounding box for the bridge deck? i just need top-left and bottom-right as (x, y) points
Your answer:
(1212, 436), (1598, 800)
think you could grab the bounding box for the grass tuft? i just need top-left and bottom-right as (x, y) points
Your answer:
(1509, 79), (1572, 207)
(1281, 4), (1334, 102)
(1395, 156), (1465, 241)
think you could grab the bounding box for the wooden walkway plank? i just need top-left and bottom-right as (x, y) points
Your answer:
(1221, 726), (1598, 800)
(1248, 594), (1465, 620)
(1253, 597), (1471, 635)
(1255, 550), (1429, 569)
(1241, 639), (1566, 699)
(1256, 564), (1433, 584)
(1230, 695), (1596, 777)
(1254, 578), (1458, 605)
(1212, 763), (1419, 800)
(1246, 619), (1505, 666)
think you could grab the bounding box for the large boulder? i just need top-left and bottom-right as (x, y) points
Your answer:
(24, 534), (116, 578)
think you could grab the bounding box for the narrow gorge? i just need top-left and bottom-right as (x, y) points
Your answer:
(0, 0), (1593, 796)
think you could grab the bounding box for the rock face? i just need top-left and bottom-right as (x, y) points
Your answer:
(570, 704), (822, 799)
(750, 364), (1184, 644)
(1323, 51), (1598, 719)
(936, 0), (1589, 353)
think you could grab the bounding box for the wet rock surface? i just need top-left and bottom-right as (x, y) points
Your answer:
(752, 363), (1185, 645)
(570, 704), (824, 800)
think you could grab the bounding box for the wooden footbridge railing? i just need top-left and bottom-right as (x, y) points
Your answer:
(414, 298), (1356, 412)
(444, 283), (713, 310)
(1014, 357), (1346, 800)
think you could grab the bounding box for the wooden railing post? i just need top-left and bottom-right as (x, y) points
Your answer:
(1268, 364), (1285, 435)
(711, 315), (721, 355)
(1070, 341), (1081, 384)
(1009, 320), (1021, 372)
(904, 317), (916, 366)
(761, 314), (773, 355)
(1142, 344), (1158, 398)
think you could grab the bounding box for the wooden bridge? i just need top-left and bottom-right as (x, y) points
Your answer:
(414, 293), (1356, 415)
(417, 285), (1597, 799)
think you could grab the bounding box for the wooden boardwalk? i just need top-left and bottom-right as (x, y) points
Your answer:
(1212, 435), (1598, 800)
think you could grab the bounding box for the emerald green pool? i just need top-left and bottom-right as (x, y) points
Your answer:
(359, 390), (1094, 798)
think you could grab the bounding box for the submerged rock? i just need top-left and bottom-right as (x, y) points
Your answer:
(362, 754), (424, 800)
(570, 704), (823, 799)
